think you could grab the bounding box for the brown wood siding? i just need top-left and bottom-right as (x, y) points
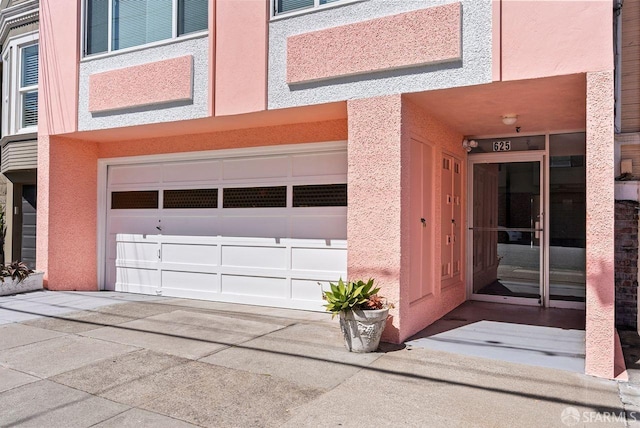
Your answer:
(622, 0), (640, 132)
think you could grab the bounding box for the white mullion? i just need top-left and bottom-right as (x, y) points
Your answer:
(11, 46), (18, 133)
(2, 51), (9, 137)
(107, 0), (113, 52)
(80, 0), (85, 56)
(172, 0), (178, 38)
(314, 0), (320, 7)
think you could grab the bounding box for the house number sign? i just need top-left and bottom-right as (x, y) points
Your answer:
(492, 140), (511, 152)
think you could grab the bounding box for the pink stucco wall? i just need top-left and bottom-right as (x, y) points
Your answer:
(36, 135), (50, 285)
(38, 0), (82, 287)
(585, 71), (615, 379)
(208, 0), (216, 116)
(88, 56), (193, 113)
(287, 3), (461, 84)
(347, 95), (466, 343)
(39, 0), (79, 135)
(215, 0), (268, 116)
(492, 0), (501, 81)
(98, 119), (347, 158)
(347, 96), (403, 342)
(400, 97), (466, 339)
(500, 1), (613, 81)
(38, 136), (99, 290)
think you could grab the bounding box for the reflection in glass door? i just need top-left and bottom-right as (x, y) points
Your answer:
(548, 133), (586, 304)
(470, 158), (543, 303)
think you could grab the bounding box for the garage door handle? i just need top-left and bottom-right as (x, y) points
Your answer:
(156, 226), (162, 231)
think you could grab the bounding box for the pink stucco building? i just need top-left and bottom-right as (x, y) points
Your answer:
(37, 0), (620, 378)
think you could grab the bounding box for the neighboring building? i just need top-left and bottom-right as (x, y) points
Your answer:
(39, 0), (616, 378)
(615, 0), (640, 330)
(0, 0), (38, 268)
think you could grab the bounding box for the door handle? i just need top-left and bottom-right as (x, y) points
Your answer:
(534, 221), (541, 239)
(156, 226), (162, 231)
(420, 218), (426, 228)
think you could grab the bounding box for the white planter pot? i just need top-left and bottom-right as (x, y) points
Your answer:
(339, 308), (389, 353)
(0, 271), (44, 296)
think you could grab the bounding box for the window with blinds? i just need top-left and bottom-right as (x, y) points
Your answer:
(19, 44), (38, 128)
(86, 0), (208, 56)
(274, 0), (342, 15)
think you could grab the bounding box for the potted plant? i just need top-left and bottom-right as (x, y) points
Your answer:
(0, 261), (43, 296)
(322, 278), (392, 353)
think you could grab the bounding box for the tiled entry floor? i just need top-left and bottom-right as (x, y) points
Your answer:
(406, 301), (586, 373)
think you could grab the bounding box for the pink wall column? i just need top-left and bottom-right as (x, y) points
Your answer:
(36, 135), (50, 284)
(38, 136), (99, 290)
(39, 0), (80, 135)
(215, 0), (268, 116)
(38, 0), (82, 286)
(347, 95), (403, 342)
(585, 71), (615, 378)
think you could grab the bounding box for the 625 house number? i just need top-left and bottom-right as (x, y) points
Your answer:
(493, 141), (511, 152)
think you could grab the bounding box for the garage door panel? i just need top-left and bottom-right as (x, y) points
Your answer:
(106, 145), (348, 311)
(292, 152), (347, 177)
(109, 216), (158, 235)
(161, 270), (220, 293)
(116, 241), (158, 263)
(161, 215), (219, 236)
(221, 275), (288, 298)
(290, 214), (347, 239)
(162, 160), (221, 183)
(162, 243), (219, 266)
(221, 245), (287, 269)
(292, 247), (348, 272)
(116, 267), (159, 289)
(109, 164), (162, 186)
(291, 279), (332, 301)
(222, 156), (289, 181)
(219, 216), (288, 238)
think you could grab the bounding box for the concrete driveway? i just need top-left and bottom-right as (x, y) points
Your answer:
(0, 291), (632, 427)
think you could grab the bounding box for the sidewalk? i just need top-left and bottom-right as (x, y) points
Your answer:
(0, 291), (632, 427)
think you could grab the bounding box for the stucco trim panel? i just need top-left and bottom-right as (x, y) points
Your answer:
(286, 2), (461, 84)
(88, 56), (193, 113)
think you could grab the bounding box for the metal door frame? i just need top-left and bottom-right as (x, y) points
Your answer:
(466, 151), (547, 307)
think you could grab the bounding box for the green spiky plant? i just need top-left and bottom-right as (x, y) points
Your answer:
(322, 278), (381, 317)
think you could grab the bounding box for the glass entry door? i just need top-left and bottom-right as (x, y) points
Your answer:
(469, 155), (544, 304)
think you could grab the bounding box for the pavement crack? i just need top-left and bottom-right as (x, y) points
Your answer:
(618, 381), (640, 427)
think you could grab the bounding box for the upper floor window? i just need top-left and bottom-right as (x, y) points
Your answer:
(20, 45), (39, 128)
(85, 0), (208, 56)
(2, 33), (39, 137)
(274, 0), (342, 15)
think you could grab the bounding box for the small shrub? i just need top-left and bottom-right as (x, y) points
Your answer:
(322, 278), (383, 316)
(0, 261), (33, 284)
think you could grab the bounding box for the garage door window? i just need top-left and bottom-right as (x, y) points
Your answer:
(164, 189), (218, 209)
(223, 186), (287, 208)
(111, 190), (159, 209)
(293, 184), (347, 207)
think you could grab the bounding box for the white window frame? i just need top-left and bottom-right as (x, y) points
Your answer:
(1, 31), (39, 137)
(82, 0), (208, 58)
(270, 0), (364, 20)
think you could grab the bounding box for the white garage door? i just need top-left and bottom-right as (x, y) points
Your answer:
(105, 145), (347, 311)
